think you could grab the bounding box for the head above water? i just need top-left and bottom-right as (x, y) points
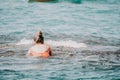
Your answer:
(34, 31), (44, 44)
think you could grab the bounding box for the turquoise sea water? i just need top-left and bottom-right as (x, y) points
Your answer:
(0, 0), (120, 80)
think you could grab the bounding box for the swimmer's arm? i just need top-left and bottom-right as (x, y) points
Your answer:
(49, 50), (52, 56)
(48, 47), (52, 56)
(26, 49), (32, 57)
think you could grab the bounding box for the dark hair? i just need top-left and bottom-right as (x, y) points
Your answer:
(34, 31), (44, 44)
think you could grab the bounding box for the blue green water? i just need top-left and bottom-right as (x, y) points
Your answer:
(0, 0), (120, 80)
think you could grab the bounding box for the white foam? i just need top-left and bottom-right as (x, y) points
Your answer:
(46, 40), (87, 48)
(16, 38), (33, 45)
(16, 38), (87, 48)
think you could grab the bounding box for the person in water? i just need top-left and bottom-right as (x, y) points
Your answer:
(27, 31), (51, 58)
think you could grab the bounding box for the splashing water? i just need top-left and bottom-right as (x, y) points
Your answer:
(15, 38), (87, 48)
(46, 40), (87, 48)
(16, 38), (33, 45)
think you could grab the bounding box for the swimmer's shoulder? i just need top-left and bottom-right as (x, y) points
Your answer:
(45, 44), (51, 48)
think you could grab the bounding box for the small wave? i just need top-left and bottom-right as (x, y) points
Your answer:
(0, 69), (17, 74)
(0, 50), (15, 57)
(84, 0), (120, 4)
(46, 40), (87, 48)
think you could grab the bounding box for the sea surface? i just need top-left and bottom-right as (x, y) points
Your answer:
(0, 0), (120, 80)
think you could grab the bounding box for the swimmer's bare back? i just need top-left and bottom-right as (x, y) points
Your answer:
(27, 44), (51, 58)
